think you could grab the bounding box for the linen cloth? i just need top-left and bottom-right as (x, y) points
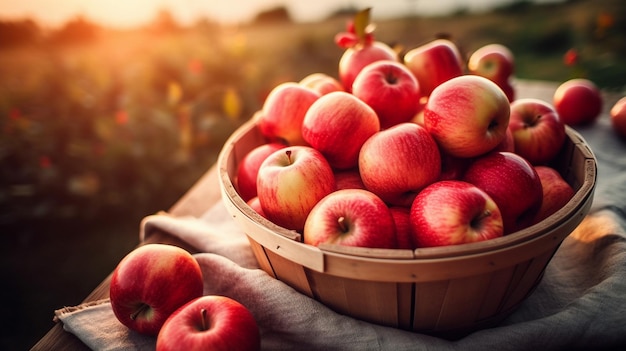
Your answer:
(55, 110), (626, 350)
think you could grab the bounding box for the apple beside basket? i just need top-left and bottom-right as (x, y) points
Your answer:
(217, 118), (596, 339)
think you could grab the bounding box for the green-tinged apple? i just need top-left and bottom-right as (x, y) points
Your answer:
(334, 168), (366, 190)
(359, 122), (441, 207)
(257, 82), (320, 146)
(257, 146), (335, 232)
(236, 142), (286, 201)
(467, 43), (515, 101)
(302, 91), (380, 170)
(110, 244), (204, 336)
(610, 96), (626, 138)
(303, 189), (396, 249)
(156, 295), (260, 351)
(463, 151), (543, 234)
(553, 78), (603, 126)
(409, 180), (504, 247)
(532, 165), (575, 224)
(403, 39), (464, 97)
(335, 8), (398, 92)
(390, 206), (413, 249)
(352, 60), (422, 129)
(423, 75), (510, 158)
(508, 98), (566, 165)
(299, 72), (344, 95)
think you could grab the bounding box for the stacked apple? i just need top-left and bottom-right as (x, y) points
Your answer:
(109, 244), (261, 351)
(236, 9), (577, 250)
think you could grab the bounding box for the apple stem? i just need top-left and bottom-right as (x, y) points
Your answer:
(285, 150), (293, 164)
(472, 210), (492, 228)
(130, 303), (150, 321)
(337, 216), (349, 233)
(201, 308), (208, 331)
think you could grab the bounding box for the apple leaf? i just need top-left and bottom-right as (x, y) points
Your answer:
(353, 8), (371, 41)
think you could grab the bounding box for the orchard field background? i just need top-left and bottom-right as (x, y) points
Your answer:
(1, 0), (625, 349)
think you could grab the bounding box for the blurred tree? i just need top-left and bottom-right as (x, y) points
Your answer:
(0, 19), (41, 47)
(49, 16), (99, 45)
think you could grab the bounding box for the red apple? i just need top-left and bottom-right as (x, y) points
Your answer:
(533, 165), (575, 224)
(303, 189), (396, 249)
(610, 96), (626, 138)
(334, 168), (366, 190)
(299, 72), (344, 95)
(156, 295), (260, 351)
(409, 180), (504, 247)
(462, 151), (543, 234)
(109, 244), (204, 336)
(423, 75), (511, 158)
(403, 39), (464, 97)
(553, 78), (603, 126)
(508, 98), (566, 165)
(302, 91), (380, 170)
(390, 206), (413, 249)
(438, 152), (472, 181)
(352, 60), (422, 129)
(257, 146), (335, 232)
(492, 127), (515, 153)
(467, 43), (515, 101)
(338, 41), (398, 92)
(257, 82), (320, 146)
(236, 142), (286, 201)
(359, 122), (441, 207)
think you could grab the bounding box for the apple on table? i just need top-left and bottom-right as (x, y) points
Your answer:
(553, 78), (603, 126)
(109, 244), (204, 336)
(156, 295), (261, 351)
(610, 96), (626, 138)
(409, 180), (504, 247)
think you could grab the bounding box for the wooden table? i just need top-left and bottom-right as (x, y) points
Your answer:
(30, 80), (620, 350)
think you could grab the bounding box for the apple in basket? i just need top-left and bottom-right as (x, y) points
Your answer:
(533, 165), (575, 224)
(109, 244), (204, 336)
(463, 151), (543, 234)
(358, 122), (441, 207)
(303, 188), (397, 249)
(257, 146), (335, 232)
(508, 98), (566, 165)
(610, 96), (626, 138)
(403, 38), (464, 98)
(553, 78), (603, 126)
(423, 75), (511, 158)
(257, 82), (320, 146)
(410, 180), (504, 247)
(352, 60), (422, 129)
(236, 142), (286, 202)
(299, 72), (344, 95)
(156, 295), (261, 351)
(302, 91), (380, 170)
(467, 43), (516, 102)
(335, 8), (399, 92)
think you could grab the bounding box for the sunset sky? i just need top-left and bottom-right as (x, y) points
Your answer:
(0, 0), (564, 28)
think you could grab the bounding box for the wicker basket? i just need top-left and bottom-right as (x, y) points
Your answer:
(218, 119), (596, 338)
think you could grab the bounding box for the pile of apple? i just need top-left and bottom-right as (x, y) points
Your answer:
(234, 8), (599, 250)
(108, 243), (261, 351)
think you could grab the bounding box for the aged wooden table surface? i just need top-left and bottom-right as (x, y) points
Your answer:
(29, 80), (620, 350)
